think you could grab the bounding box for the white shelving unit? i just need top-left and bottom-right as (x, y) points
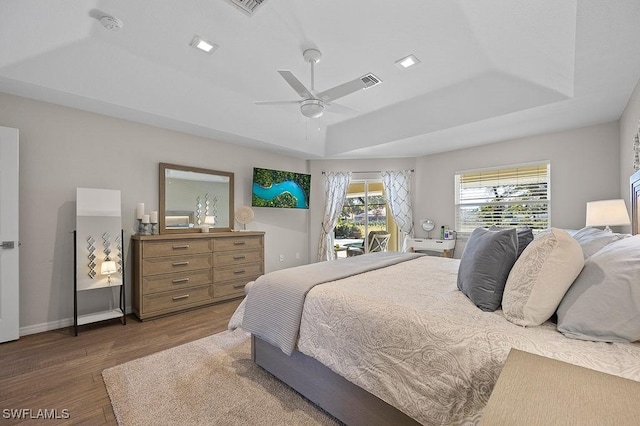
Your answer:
(76, 308), (124, 326)
(73, 188), (126, 336)
(73, 229), (126, 336)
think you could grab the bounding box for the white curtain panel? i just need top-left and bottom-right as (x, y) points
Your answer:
(382, 170), (414, 252)
(317, 172), (352, 261)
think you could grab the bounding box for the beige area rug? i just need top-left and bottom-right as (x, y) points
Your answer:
(102, 328), (340, 426)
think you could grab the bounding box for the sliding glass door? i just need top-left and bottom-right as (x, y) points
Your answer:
(334, 180), (397, 257)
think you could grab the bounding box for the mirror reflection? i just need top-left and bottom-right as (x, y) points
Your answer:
(159, 163), (234, 233)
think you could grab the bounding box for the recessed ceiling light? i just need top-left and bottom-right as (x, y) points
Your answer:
(395, 54), (420, 69)
(189, 36), (219, 55)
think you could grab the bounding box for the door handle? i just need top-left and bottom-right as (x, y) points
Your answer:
(1, 241), (15, 249)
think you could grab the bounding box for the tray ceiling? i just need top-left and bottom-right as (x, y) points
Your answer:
(1, 0), (639, 159)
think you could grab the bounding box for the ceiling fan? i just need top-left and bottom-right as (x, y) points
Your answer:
(254, 49), (381, 118)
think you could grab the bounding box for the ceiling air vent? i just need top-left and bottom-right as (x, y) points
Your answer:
(360, 73), (382, 89)
(226, 0), (267, 15)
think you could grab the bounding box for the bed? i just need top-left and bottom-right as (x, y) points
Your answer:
(232, 196), (640, 425)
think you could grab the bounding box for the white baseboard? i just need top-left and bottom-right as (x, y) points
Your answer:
(19, 306), (132, 337)
(20, 318), (74, 336)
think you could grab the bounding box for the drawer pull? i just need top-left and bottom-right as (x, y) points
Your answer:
(234, 269), (246, 274)
(233, 283), (246, 289)
(172, 278), (190, 284)
(172, 294), (189, 301)
(172, 261), (190, 266)
(233, 241), (246, 245)
(233, 255), (246, 260)
(172, 244), (190, 249)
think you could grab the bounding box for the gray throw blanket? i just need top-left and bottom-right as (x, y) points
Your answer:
(242, 251), (423, 355)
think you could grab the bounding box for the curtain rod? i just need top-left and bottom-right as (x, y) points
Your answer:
(321, 169), (414, 175)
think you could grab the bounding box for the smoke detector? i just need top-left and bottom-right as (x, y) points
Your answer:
(100, 15), (123, 31)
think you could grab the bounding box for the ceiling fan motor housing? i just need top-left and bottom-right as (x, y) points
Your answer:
(300, 99), (324, 118)
(303, 48), (322, 63)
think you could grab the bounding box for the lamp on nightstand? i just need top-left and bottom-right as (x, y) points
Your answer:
(586, 199), (630, 232)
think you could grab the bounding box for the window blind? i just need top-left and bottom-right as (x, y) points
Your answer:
(455, 163), (550, 233)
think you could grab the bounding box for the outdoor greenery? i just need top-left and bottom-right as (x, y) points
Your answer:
(458, 182), (549, 232)
(336, 194), (388, 238)
(334, 222), (361, 238)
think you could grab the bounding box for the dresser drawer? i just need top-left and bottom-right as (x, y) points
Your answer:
(214, 262), (263, 283)
(143, 253), (212, 276)
(214, 278), (252, 299)
(142, 269), (212, 294)
(214, 249), (262, 266)
(213, 236), (263, 252)
(142, 285), (214, 314)
(143, 239), (211, 258)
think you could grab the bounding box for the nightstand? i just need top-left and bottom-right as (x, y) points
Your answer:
(407, 238), (456, 258)
(481, 349), (640, 425)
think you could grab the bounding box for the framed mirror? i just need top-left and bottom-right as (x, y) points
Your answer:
(159, 163), (234, 234)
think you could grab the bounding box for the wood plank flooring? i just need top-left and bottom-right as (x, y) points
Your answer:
(0, 299), (242, 425)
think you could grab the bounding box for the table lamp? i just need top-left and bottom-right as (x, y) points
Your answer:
(585, 199), (631, 232)
(101, 260), (117, 286)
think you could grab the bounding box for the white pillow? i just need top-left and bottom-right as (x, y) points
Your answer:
(503, 228), (584, 326)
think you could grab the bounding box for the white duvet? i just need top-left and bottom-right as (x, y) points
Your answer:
(296, 256), (640, 425)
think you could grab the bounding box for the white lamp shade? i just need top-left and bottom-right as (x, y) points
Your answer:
(586, 199), (631, 227)
(101, 260), (117, 275)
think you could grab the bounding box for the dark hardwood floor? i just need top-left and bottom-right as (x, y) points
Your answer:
(0, 299), (242, 425)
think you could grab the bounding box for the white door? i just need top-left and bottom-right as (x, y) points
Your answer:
(0, 126), (19, 343)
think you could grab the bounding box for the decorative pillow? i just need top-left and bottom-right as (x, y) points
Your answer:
(490, 226), (534, 258)
(557, 235), (640, 343)
(571, 226), (629, 259)
(457, 227), (518, 311)
(503, 228), (584, 326)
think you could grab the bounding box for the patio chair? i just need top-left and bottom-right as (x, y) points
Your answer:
(346, 231), (391, 257)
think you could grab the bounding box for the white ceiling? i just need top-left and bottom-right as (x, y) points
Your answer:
(1, 0), (639, 159)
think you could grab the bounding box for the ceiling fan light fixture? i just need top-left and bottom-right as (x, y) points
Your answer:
(300, 99), (324, 118)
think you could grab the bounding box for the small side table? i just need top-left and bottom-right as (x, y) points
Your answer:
(407, 238), (456, 258)
(481, 349), (640, 425)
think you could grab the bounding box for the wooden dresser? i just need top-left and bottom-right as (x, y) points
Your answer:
(131, 231), (264, 320)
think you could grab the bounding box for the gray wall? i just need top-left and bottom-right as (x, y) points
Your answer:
(1, 85), (633, 334)
(0, 92), (310, 334)
(309, 122), (621, 261)
(413, 122), (621, 256)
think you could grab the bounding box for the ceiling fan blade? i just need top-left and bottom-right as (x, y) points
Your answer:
(254, 100), (300, 105)
(317, 77), (366, 103)
(278, 70), (313, 98)
(325, 102), (359, 115)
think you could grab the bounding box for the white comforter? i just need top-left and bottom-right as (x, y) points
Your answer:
(297, 256), (640, 425)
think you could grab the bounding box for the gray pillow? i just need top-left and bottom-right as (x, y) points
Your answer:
(557, 235), (640, 343)
(571, 226), (629, 259)
(490, 226), (534, 258)
(457, 227), (518, 311)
